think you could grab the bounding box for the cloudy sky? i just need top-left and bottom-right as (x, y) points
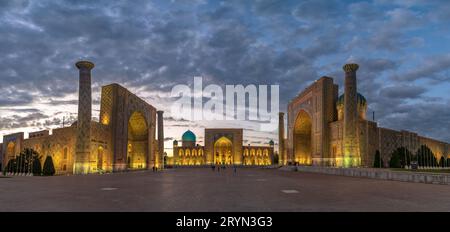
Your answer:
(1, 0), (450, 156)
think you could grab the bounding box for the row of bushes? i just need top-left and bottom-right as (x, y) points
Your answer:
(2, 148), (55, 176)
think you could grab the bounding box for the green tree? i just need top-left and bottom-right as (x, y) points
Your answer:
(389, 147), (412, 168)
(416, 145), (437, 167)
(273, 152), (279, 165)
(5, 159), (17, 173)
(373, 150), (383, 168)
(32, 158), (42, 176)
(42, 156), (55, 176)
(389, 152), (401, 168)
(439, 156), (446, 168)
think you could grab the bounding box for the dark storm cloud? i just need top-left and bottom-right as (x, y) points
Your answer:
(0, 1), (449, 142)
(379, 86), (426, 99)
(164, 137), (174, 142)
(0, 89), (34, 106)
(393, 54), (450, 82)
(0, 112), (49, 130)
(380, 101), (450, 141)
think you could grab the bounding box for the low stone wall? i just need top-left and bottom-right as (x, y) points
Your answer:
(280, 166), (450, 185)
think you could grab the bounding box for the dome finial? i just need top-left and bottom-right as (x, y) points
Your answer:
(343, 63), (359, 72)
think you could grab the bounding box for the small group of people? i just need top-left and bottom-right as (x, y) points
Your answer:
(152, 166), (158, 172)
(211, 164), (237, 173)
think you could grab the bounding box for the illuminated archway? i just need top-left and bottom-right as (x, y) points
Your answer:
(214, 136), (232, 165)
(6, 142), (15, 158)
(293, 110), (312, 165)
(127, 111), (148, 169)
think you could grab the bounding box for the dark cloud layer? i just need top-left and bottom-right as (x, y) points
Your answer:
(0, 0), (450, 142)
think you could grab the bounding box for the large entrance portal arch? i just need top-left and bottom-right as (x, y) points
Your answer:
(214, 136), (232, 165)
(127, 111), (148, 169)
(293, 110), (312, 165)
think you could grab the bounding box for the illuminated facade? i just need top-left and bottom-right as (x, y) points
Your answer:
(284, 63), (450, 167)
(0, 61), (164, 175)
(173, 129), (274, 166)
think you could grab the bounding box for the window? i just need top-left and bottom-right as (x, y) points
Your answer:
(63, 148), (68, 159)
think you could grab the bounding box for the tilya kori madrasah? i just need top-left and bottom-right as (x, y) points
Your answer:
(0, 61), (449, 174)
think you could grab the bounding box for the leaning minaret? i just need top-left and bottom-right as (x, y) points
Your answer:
(74, 60), (94, 174)
(278, 112), (285, 165)
(157, 110), (164, 169)
(343, 63), (360, 167)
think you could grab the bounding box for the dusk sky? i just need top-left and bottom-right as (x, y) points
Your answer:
(1, 0), (450, 156)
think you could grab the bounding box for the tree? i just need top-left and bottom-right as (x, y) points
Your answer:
(5, 159), (17, 173)
(7, 148), (41, 174)
(42, 156), (56, 176)
(32, 158), (42, 176)
(439, 156), (446, 168)
(373, 150), (383, 168)
(416, 145), (437, 167)
(273, 152), (279, 165)
(389, 152), (401, 168)
(389, 147), (412, 168)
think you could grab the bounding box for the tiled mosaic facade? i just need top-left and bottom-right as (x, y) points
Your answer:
(1, 61), (162, 174)
(285, 63), (450, 167)
(173, 128), (274, 166)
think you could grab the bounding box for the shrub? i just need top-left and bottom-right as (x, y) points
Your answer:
(373, 150), (383, 168)
(42, 156), (55, 176)
(5, 159), (17, 173)
(32, 158), (42, 176)
(389, 152), (401, 168)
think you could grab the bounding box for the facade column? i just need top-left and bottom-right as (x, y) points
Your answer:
(278, 112), (285, 165)
(74, 60), (94, 174)
(157, 110), (164, 169)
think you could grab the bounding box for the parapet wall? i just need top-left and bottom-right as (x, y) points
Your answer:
(281, 166), (450, 185)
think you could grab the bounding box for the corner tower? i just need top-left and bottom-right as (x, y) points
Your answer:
(343, 63), (360, 167)
(74, 60), (94, 174)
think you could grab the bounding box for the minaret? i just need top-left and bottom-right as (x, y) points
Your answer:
(278, 112), (285, 165)
(157, 110), (164, 169)
(74, 60), (94, 174)
(343, 63), (360, 167)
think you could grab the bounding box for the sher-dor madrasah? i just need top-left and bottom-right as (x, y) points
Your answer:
(0, 61), (449, 174)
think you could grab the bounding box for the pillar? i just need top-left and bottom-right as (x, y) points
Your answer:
(343, 63), (360, 167)
(74, 60), (94, 174)
(278, 112), (285, 165)
(157, 110), (164, 169)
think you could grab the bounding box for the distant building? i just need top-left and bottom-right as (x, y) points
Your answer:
(281, 63), (450, 167)
(173, 129), (274, 166)
(1, 61), (164, 174)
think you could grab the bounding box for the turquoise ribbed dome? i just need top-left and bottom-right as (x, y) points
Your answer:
(337, 92), (366, 106)
(182, 130), (196, 142)
(269, 140), (274, 146)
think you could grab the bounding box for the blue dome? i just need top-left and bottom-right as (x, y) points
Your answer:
(269, 140), (274, 146)
(337, 92), (366, 106)
(182, 130), (196, 142)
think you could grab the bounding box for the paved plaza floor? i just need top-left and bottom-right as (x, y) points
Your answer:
(1, 167), (450, 211)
